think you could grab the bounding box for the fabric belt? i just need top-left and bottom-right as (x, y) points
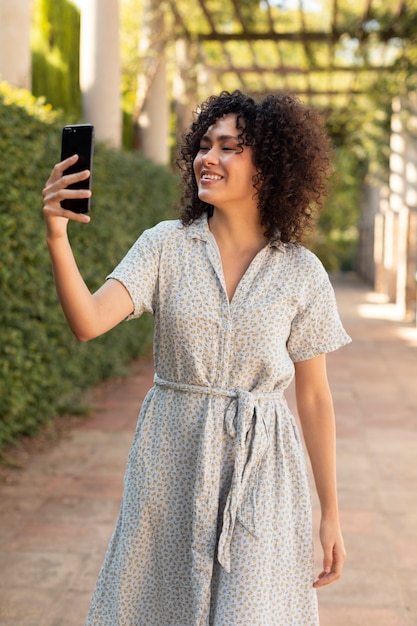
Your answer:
(154, 374), (282, 573)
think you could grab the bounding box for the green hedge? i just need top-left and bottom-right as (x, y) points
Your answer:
(0, 82), (177, 452)
(31, 0), (82, 118)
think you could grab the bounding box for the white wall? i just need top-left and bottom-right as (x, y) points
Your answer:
(0, 0), (31, 89)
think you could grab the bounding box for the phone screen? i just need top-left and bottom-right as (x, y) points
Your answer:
(60, 124), (94, 213)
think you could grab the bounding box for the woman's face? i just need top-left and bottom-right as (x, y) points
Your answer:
(193, 113), (258, 214)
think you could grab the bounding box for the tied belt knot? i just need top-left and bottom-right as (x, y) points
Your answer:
(154, 375), (282, 573)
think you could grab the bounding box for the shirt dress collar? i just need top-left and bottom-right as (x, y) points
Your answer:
(184, 214), (285, 251)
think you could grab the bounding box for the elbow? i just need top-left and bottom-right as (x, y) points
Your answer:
(64, 312), (102, 342)
(77, 334), (92, 343)
(73, 332), (92, 343)
(70, 327), (96, 343)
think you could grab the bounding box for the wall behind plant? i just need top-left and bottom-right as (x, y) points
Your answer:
(0, 82), (177, 452)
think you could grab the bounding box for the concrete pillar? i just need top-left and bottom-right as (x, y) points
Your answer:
(383, 209), (397, 302)
(406, 211), (417, 322)
(80, 0), (121, 147)
(374, 186), (390, 294)
(389, 97), (408, 314)
(139, 57), (169, 165)
(404, 102), (417, 321)
(0, 0), (31, 89)
(396, 207), (408, 319)
(173, 39), (198, 142)
(373, 211), (385, 293)
(358, 181), (384, 284)
(134, 0), (169, 164)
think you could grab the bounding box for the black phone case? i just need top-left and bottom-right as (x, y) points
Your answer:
(60, 124), (94, 213)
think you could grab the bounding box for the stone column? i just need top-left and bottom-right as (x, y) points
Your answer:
(134, 0), (169, 164)
(389, 97), (407, 315)
(139, 56), (169, 165)
(373, 186), (389, 295)
(0, 0), (31, 89)
(80, 0), (121, 147)
(173, 39), (198, 143)
(407, 211), (417, 323)
(404, 97), (417, 322)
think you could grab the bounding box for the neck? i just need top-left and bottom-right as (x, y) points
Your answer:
(209, 207), (268, 252)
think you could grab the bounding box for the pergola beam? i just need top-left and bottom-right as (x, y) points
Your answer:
(250, 88), (367, 97)
(190, 28), (404, 43)
(204, 64), (396, 75)
(144, 0), (411, 144)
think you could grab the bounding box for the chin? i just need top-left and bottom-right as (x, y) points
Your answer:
(198, 191), (215, 204)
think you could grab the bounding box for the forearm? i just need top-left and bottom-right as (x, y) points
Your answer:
(47, 234), (102, 341)
(298, 393), (339, 519)
(295, 356), (346, 586)
(294, 356), (340, 519)
(43, 157), (134, 341)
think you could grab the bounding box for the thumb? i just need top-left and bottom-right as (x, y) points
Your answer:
(321, 545), (334, 576)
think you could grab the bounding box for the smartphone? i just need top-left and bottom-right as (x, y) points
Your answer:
(60, 124), (94, 213)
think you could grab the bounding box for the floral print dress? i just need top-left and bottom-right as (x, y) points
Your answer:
(86, 216), (351, 626)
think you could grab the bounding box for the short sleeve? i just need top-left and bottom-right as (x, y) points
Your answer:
(287, 264), (351, 363)
(106, 224), (162, 320)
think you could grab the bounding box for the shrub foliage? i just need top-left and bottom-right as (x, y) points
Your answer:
(31, 0), (82, 118)
(0, 82), (177, 451)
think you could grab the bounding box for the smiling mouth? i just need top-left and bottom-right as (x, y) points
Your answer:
(201, 174), (223, 181)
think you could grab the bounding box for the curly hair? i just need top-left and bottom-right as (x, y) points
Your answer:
(176, 90), (333, 244)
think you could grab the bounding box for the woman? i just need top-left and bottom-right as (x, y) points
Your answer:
(43, 90), (351, 625)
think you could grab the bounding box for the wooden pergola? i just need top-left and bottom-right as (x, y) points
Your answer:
(137, 0), (417, 321)
(137, 0), (415, 138)
(171, 0), (410, 98)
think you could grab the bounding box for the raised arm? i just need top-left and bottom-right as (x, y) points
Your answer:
(294, 354), (346, 588)
(42, 156), (134, 341)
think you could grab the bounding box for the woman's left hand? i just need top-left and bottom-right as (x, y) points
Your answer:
(313, 516), (346, 588)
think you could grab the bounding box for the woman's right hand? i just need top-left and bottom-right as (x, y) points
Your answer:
(42, 155), (91, 239)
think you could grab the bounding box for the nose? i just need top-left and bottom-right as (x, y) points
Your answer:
(201, 146), (219, 165)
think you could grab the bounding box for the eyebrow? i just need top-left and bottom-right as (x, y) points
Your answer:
(200, 133), (240, 143)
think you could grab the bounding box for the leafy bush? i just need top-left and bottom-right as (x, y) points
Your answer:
(31, 0), (82, 118)
(0, 82), (177, 451)
(311, 146), (365, 272)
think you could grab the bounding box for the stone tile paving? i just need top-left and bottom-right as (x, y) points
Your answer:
(0, 274), (416, 625)
(315, 275), (417, 626)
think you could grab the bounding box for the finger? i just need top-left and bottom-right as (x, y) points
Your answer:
(45, 154), (80, 186)
(47, 167), (91, 195)
(59, 153), (80, 169)
(43, 173), (91, 206)
(44, 203), (91, 223)
(313, 547), (345, 588)
(60, 168), (91, 192)
(43, 185), (91, 213)
(62, 209), (91, 223)
(322, 547), (333, 576)
(314, 553), (344, 586)
(45, 156), (91, 194)
(313, 569), (340, 588)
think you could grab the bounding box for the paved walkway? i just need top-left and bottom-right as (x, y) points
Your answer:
(0, 274), (416, 626)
